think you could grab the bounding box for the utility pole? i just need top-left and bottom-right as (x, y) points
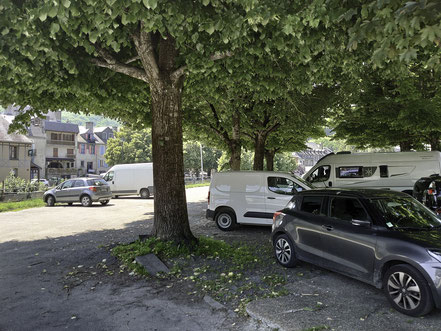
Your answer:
(200, 143), (204, 181)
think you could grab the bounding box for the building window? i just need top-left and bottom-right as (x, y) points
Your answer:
(80, 144), (85, 154)
(53, 148), (58, 157)
(81, 161), (85, 168)
(9, 146), (18, 160)
(67, 148), (74, 156)
(100, 146), (105, 155)
(63, 134), (74, 141)
(90, 145), (95, 155)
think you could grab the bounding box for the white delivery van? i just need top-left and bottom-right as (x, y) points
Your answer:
(102, 163), (154, 199)
(206, 171), (314, 230)
(303, 151), (441, 194)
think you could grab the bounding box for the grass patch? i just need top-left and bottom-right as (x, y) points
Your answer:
(112, 236), (288, 315)
(0, 199), (45, 212)
(185, 181), (210, 188)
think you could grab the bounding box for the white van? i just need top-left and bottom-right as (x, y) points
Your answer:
(102, 163), (154, 199)
(206, 171), (314, 230)
(303, 151), (441, 194)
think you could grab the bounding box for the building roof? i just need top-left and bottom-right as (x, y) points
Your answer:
(0, 116), (33, 144)
(45, 121), (79, 133)
(93, 126), (112, 132)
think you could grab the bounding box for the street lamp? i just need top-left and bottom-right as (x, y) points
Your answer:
(200, 143), (204, 181)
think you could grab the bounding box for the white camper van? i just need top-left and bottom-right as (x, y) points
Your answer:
(206, 171), (314, 230)
(303, 151), (441, 193)
(102, 163), (154, 198)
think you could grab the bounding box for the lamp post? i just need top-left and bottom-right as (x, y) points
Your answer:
(200, 143), (204, 181)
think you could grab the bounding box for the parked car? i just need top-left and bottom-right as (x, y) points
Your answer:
(272, 188), (441, 316)
(303, 151), (441, 194)
(413, 174), (441, 213)
(206, 171), (314, 230)
(31, 178), (50, 187)
(43, 178), (112, 207)
(102, 163), (153, 199)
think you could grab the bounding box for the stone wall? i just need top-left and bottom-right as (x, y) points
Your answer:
(0, 191), (44, 202)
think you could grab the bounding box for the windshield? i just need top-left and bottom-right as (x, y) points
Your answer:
(370, 197), (441, 229)
(290, 174), (315, 189)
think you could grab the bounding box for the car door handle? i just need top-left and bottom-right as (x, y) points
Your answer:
(267, 197), (276, 199)
(322, 225), (333, 231)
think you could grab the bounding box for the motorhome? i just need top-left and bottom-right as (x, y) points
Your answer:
(206, 171), (314, 230)
(303, 151), (441, 193)
(102, 163), (154, 198)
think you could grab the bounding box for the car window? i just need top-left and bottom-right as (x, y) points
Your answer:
(300, 196), (324, 215)
(103, 171), (114, 181)
(61, 181), (73, 189)
(268, 177), (300, 195)
(87, 178), (108, 186)
(74, 180), (85, 187)
(330, 197), (369, 222)
(307, 165), (330, 183)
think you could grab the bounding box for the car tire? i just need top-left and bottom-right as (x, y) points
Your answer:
(383, 264), (434, 316)
(80, 195), (92, 207)
(46, 195), (55, 207)
(273, 234), (298, 268)
(140, 188), (150, 199)
(214, 208), (236, 231)
(100, 200), (109, 205)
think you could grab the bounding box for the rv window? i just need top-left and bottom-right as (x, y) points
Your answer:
(300, 196), (323, 215)
(363, 167), (377, 178)
(337, 166), (363, 178)
(268, 177), (300, 195)
(308, 165), (331, 183)
(380, 165), (388, 178)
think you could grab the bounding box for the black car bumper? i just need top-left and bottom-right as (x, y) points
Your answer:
(206, 209), (215, 220)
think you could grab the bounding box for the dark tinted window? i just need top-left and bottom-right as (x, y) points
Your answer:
(307, 166), (330, 183)
(87, 178), (108, 186)
(380, 165), (388, 178)
(330, 197), (369, 222)
(300, 196), (323, 215)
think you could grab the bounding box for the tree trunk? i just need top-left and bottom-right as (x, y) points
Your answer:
(265, 149), (275, 171)
(400, 141), (412, 152)
(150, 81), (195, 243)
(253, 134), (265, 170)
(229, 111), (241, 170)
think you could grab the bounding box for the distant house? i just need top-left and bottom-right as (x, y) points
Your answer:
(77, 122), (112, 175)
(0, 116), (33, 181)
(292, 142), (332, 175)
(45, 121), (79, 180)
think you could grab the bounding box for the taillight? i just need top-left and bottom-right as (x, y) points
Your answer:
(273, 211), (282, 223)
(89, 186), (97, 192)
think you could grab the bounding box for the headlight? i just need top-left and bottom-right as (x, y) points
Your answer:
(428, 249), (441, 262)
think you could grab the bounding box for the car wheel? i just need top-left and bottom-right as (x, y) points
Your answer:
(384, 264), (434, 316)
(274, 234), (298, 268)
(140, 188), (150, 199)
(100, 200), (109, 205)
(80, 195), (92, 207)
(215, 208), (236, 231)
(46, 195), (55, 207)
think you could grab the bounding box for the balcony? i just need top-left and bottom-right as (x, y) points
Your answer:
(66, 153), (75, 158)
(48, 140), (75, 146)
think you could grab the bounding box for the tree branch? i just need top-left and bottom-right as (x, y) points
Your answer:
(132, 23), (160, 82)
(90, 58), (148, 83)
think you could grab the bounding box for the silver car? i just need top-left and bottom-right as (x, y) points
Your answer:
(43, 178), (112, 207)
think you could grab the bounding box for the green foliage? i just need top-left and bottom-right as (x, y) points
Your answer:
(183, 141), (222, 175)
(104, 127), (152, 166)
(62, 111), (120, 127)
(3, 171), (46, 193)
(273, 152), (298, 172)
(0, 199), (45, 212)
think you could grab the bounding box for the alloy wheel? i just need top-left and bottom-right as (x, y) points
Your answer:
(387, 271), (421, 310)
(275, 238), (291, 264)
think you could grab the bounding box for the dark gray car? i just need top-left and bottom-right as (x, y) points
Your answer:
(272, 189), (441, 316)
(43, 178), (112, 207)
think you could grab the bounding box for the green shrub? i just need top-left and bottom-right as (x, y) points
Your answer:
(3, 171), (46, 193)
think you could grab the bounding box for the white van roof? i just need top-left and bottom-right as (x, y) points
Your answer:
(319, 151), (441, 163)
(109, 163), (153, 170)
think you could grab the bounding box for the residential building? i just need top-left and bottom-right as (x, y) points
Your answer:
(27, 117), (46, 179)
(0, 116), (33, 181)
(292, 142), (332, 176)
(77, 122), (109, 175)
(45, 121), (79, 180)
(94, 126), (115, 144)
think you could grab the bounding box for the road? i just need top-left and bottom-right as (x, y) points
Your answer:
(0, 187), (260, 331)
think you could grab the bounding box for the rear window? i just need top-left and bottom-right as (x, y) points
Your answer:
(87, 179), (108, 186)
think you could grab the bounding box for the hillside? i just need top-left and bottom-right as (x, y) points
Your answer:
(62, 111), (120, 127)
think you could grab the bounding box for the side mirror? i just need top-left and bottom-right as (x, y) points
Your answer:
(351, 219), (371, 228)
